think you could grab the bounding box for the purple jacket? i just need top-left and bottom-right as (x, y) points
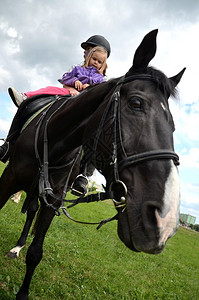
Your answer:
(58, 65), (104, 86)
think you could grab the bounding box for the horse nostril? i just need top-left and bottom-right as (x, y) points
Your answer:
(142, 201), (161, 232)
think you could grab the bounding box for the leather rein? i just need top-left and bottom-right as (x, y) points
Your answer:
(36, 75), (179, 229)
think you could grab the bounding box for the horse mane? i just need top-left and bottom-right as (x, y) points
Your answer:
(85, 77), (120, 91)
(85, 66), (178, 100)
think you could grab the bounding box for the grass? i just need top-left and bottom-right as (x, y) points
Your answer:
(0, 162), (199, 300)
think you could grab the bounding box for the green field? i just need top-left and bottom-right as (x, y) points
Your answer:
(0, 163), (198, 300)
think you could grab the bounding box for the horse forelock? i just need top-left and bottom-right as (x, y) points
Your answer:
(148, 67), (178, 98)
(126, 66), (178, 99)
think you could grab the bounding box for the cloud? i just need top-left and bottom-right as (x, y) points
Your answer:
(170, 99), (199, 223)
(171, 100), (199, 149)
(180, 148), (199, 169)
(1, 0), (199, 91)
(0, 118), (10, 133)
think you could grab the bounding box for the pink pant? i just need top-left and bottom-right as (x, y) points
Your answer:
(25, 86), (70, 98)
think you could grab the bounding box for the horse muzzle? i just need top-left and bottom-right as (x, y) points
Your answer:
(117, 161), (180, 254)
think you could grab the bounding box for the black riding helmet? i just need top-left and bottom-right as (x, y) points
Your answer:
(81, 35), (111, 57)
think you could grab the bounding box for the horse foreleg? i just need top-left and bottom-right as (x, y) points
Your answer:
(7, 198), (39, 259)
(16, 204), (55, 300)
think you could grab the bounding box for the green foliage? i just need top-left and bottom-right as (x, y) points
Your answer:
(0, 162), (199, 299)
(193, 224), (199, 232)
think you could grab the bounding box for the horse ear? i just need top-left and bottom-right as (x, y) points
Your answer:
(132, 29), (158, 71)
(169, 68), (186, 87)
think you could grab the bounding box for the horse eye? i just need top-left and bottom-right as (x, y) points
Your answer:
(128, 97), (143, 111)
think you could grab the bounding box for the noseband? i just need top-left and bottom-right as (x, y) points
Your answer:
(118, 149), (179, 172)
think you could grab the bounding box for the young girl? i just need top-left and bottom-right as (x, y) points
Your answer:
(9, 45), (108, 107)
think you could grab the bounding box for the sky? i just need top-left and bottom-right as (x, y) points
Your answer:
(0, 0), (199, 223)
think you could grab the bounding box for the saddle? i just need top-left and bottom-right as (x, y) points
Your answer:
(20, 94), (59, 120)
(19, 93), (72, 130)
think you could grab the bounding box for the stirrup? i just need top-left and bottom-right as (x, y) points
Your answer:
(71, 174), (88, 196)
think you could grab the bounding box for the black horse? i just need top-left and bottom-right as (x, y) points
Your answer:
(0, 29), (185, 300)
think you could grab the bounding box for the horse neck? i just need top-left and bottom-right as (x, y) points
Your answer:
(48, 80), (117, 151)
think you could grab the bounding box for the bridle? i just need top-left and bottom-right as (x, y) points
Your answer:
(91, 74), (179, 194)
(37, 74), (179, 228)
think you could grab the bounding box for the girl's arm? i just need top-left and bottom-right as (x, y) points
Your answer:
(89, 72), (104, 84)
(59, 66), (79, 87)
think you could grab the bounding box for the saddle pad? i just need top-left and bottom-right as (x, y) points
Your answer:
(21, 102), (52, 132)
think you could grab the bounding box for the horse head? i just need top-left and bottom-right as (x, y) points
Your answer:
(92, 29), (185, 254)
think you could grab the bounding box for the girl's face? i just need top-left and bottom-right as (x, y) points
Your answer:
(88, 51), (106, 71)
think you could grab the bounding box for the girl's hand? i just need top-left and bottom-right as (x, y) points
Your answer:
(82, 83), (90, 89)
(70, 89), (79, 96)
(75, 80), (83, 91)
(63, 85), (80, 96)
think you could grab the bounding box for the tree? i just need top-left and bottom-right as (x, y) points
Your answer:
(193, 224), (199, 232)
